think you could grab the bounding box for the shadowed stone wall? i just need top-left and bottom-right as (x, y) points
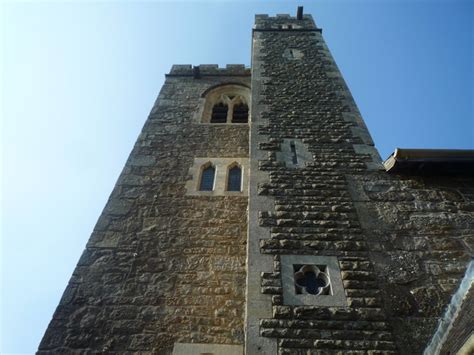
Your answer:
(350, 174), (474, 354)
(39, 66), (250, 353)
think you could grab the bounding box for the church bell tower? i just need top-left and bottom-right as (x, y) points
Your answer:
(39, 7), (474, 355)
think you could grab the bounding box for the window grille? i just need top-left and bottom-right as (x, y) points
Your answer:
(232, 103), (248, 123)
(211, 103), (228, 123)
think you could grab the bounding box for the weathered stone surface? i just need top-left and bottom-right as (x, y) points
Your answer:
(351, 174), (474, 353)
(39, 10), (474, 355)
(39, 71), (250, 353)
(251, 12), (473, 355)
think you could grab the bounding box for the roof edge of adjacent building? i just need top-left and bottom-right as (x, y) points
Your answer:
(384, 148), (474, 175)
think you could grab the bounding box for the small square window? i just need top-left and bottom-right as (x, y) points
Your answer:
(281, 255), (347, 306)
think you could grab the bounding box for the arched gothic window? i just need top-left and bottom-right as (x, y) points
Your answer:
(200, 164), (215, 191)
(211, 102), (228, 123)
(201, 84), (250, 124)
(232, 103), (249, 123)
(227, 165), (242, 192)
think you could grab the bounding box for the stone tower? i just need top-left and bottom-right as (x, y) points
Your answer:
(39, 8), (474, 355)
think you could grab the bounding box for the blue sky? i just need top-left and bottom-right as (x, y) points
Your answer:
(1, 0), (472, 353)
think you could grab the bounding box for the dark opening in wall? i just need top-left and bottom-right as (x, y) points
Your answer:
(227, 165), (242, 191)
(211, 103), (228, 123)
(293, 264), (330, 295)
(232, 103), (249, 123)
(290, 141), (298, 164)
(200, 165), (215, 191)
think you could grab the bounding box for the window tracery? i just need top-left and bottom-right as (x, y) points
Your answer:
(293, 264), (330, 295)
(199, 84), (250, 124)
(281, 255), (346, 306)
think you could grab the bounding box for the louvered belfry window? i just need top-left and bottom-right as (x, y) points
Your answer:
(199, 165), (215, 191)
(227, 166), (242, 191)
(211, 102), (228, 123)
(232, 103), (249, 123)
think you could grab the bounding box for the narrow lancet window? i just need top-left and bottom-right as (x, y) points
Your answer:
(200, 165), (215, 191)
(232, 103), (249, 123)
(211, 102), (228, 123)
(290, 141), (298, 164)
(227, 165), (242, 192)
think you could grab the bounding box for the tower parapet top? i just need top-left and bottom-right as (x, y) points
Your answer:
(167, 64), (250, 77)
(254, 7), (320, 32)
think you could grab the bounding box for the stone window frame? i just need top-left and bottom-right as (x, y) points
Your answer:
(196, 83), (251, 124)
(276, 138), (313, 169)
(281, 255), (347, 306)
(185, 158), (249, 196)
(293, 264), (331, 295)
(225, 161), (243, 192)
(198, 161), (216, 191)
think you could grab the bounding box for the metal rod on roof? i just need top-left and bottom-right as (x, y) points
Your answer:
(297, 6), (303, 20)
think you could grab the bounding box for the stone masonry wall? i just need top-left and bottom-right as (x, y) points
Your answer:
(38, 12), (473, 355)
(350, 174), (474, 354)
(248, 13), (473, 355)
(39, 66), (250, 353)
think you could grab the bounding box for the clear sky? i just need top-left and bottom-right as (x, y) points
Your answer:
(1, 0), (472, 353)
